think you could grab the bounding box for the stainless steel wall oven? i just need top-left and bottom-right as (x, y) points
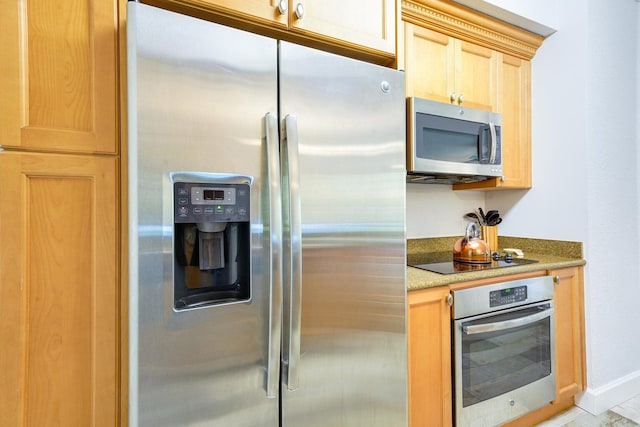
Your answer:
(452, 276), (556, 426)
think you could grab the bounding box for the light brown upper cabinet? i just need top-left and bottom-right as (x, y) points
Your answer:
(287, 0), (396, 56)
(154, 0), (397, 60)
(404, 24), (498, 112)
(402, 0), (544, 190)
(0, 0), (118, 154)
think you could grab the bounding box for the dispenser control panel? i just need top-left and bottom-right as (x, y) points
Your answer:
(174, 182), (250, 223)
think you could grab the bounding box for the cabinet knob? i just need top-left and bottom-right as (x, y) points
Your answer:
(446, 294), (453, 307)
(458, 94), (464, 105)
(277, 0), (287, 15)
(450, 93), (456, 104)
(294, 3), (304, 19)
(554, 275), (561, 285)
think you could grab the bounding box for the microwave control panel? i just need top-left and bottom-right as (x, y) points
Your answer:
(489, 285), (527, 307)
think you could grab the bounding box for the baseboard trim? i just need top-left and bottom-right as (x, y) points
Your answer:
(576, 370), (640, 415)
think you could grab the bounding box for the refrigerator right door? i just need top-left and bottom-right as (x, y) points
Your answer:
(279, 42), (407, 426)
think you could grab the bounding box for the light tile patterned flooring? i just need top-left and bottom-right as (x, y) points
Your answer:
(536, 395), (640, 426)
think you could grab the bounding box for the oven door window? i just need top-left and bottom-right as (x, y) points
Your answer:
(460, 303), (552, 407)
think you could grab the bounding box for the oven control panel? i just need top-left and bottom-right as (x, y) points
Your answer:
(489, 285), (527, 307)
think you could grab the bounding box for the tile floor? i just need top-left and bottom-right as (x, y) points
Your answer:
(536, 395), (640, 426)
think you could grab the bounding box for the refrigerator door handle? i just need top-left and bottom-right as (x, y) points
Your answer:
(265, 112), (283, 399)
(282, 114), (302, 391)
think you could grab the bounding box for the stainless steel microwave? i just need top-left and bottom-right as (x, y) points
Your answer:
(407, 97), (503, 184)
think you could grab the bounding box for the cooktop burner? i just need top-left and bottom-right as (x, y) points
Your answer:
(410, 258), (538, 275)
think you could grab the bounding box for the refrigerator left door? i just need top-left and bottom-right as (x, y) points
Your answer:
(127, 4), (280, 426)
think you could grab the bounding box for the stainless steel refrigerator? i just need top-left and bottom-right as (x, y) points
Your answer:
(127, 3), (407, 426)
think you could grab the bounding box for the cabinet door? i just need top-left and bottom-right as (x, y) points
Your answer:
(289, 0), (396, 55)
(0, 0), (117, 153)
(552, 266), (586, 401)
(404, 23), (455, 101)
(408, 287), (453, 427)
(454, 39), (498, 112)
(498, 54), (532, 188)
(0, 151), (119, 426)
(404, 24), (496, 111)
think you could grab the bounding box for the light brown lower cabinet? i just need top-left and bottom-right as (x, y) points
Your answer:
(0, 151), (119, 426)
(408, 286), (453, 427)
(409, 267), (585, 427)
(552, 267), (586, 399)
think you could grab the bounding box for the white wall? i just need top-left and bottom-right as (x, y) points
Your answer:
(583, 0), (640, 404)
(406, 184), (484, 238)
(474, 0), (560, 30)
(486, 0), (589, 242)
(406, 0), (640, 414)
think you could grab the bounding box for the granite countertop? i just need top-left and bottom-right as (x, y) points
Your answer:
(407, 236), (586, 291)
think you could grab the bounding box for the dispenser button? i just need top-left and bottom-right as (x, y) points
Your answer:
(238, 208), (247, 217)
(225, 207), (235, 215)
(178, 198), (189, 205)
(193, 207), (203, 215)
(177, 206), (189, 217)
(204, 207), (214, 215)
(215, 205), (224, 214)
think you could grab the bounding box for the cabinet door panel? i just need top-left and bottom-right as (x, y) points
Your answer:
(552, 267), (585, 400)
(0, 0), (117, 153)
(404, 24), (454, 101)
(0, 152), (118, 426)
(455, 40), (497, 111)
(499, 54), (531, 188)
(289, 0), (396, 55)
(408, 287), (452, 427)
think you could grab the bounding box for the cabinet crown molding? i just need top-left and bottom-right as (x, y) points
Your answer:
(402, 0), (544, 60)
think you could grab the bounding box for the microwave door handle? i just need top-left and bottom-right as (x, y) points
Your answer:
(463, 306), (553, 335)
(489, 122), (497, 164)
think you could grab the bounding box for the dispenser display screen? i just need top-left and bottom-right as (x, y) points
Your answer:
(203, 189), (225, 201)
(190, 186), (236, 205)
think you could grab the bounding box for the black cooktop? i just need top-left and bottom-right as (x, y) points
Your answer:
(410, 258), (538, 275)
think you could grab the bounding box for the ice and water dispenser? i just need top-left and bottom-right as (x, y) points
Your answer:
(173, 177), (251, 310)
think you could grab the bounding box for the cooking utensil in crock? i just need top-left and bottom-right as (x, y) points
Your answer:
(453, 222), (491, 264)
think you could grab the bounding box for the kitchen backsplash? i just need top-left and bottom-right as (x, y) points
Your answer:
(406, 183), (485, 238)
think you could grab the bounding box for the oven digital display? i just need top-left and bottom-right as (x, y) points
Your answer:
(489, 285), (527, 307)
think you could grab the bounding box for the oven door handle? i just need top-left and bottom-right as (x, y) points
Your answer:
(463, 306), (553, 335)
